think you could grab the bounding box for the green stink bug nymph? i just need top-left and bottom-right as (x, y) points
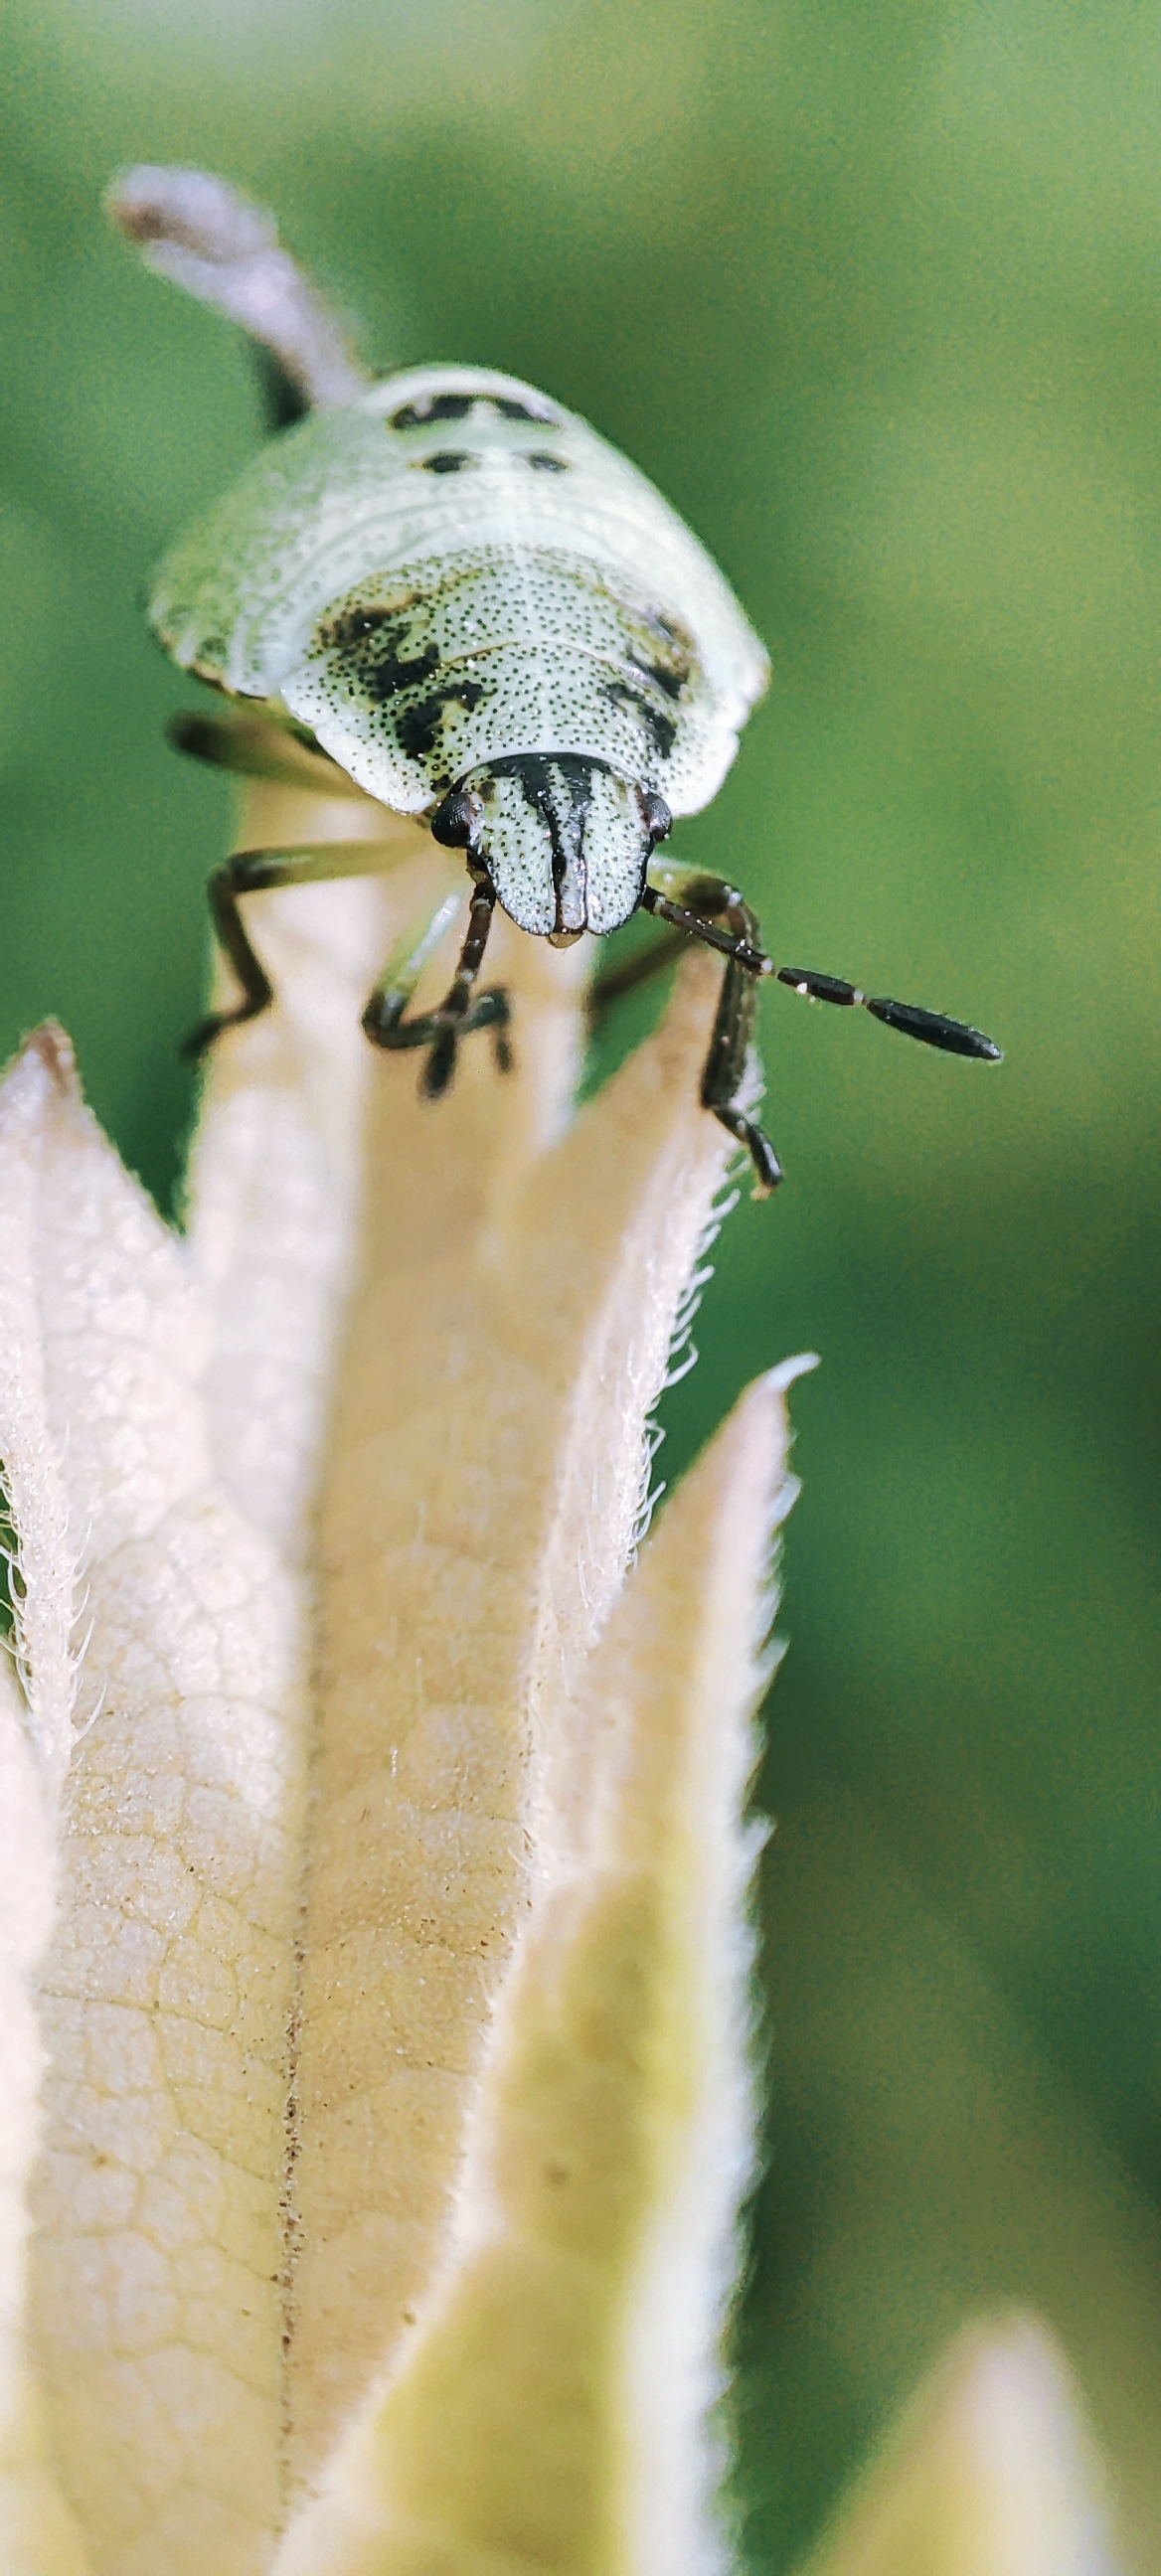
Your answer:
(111, 167), (1001, 1195)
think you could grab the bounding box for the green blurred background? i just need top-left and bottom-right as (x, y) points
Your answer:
(2, 0), (1160, 2563)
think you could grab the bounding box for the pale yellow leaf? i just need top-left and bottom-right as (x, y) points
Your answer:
(182, 787), (402, 1561)
(274, 1367), (803, 2576)
(0, 780), (801, 2575)
(799, 2315), (1116, 2576)
(0, 1028), (309, 2575)
(0, 1650), (94, 2572)
(284, 919), (740, 2485)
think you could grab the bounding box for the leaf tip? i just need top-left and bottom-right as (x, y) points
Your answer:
(21, 1023), (78, 1093)
(764, 1350), (821, 1393)
(0, 1023), (83, 1142)
(805, 2310), (1117, 2576)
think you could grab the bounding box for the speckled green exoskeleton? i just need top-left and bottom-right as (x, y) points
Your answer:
(113, 168), (1000, 1193)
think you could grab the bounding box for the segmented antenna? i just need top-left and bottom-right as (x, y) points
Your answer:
(776, 967), (1002, 1061)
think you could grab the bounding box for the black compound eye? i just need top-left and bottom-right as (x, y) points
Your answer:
(639, 790), (672, 845)
(430, 784), (482, 848)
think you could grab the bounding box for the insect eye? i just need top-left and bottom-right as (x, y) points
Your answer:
(639, 790), (672, 845)
(430, 784), (482, 848)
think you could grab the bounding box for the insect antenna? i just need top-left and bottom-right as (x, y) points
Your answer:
(775, 968), (1003, 1062)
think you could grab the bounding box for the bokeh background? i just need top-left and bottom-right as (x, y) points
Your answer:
(2, 1), (1159, 2564)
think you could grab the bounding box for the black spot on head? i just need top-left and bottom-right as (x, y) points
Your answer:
(527, 451), (568, 472)
(419, 450), (473, 474)
(390, 393), (474, 429)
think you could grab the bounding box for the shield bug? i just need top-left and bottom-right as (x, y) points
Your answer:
(111, 168), (1001, 1194)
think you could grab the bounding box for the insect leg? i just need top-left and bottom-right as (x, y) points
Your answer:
(642, 861), (782, 1197)
(107, 167), (369, 426)
(184, 841), (411, 1059)
(363, 873), (512, 1099)
(169, 708), (368, 799)
(586, 924), (690, 1023)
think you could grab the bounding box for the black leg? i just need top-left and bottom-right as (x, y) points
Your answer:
(362, 873), (513, 1099)
(642, 863), (782, 1196)
(183, 841), (407, 1058)
(586, 924), (690, 1023)
(169, 708), (366, 800)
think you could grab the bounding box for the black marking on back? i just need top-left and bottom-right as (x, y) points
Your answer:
(492, 396), (558, 423)
(397, 679), (489, 760)
(317, 604), (444, 708)
(627, 649), (688, 702)
(527, 451), (569, 472)
(366, 641), (442, 704)
(419, 450), (474, 474)
(602, 679), (678, 761)
(390, 393), (475, 429)
(389, 391), (562, 431)
(317, 600), (420, 650)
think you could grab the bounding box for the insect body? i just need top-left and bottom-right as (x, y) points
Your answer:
(115, 168), (1001, 1194)
(152, 362), (768, 942)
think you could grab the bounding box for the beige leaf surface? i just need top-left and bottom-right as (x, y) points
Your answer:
(275, 1366), (802, 2576)
(285, 909), (745, 2489)
(0, 1024), (309, 2576)
(0, 1645), (92, 2575)
(0, 785), (803, 2574)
